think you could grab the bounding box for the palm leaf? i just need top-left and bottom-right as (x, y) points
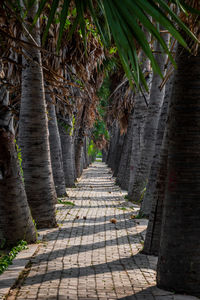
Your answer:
(157, 0), (199, 44)
(133, 0), (187, 48)
(42, 0), (59, 46)
(56, 0), (70, 51)
(29, 0), (200, 87)
(173, 0), (200, 15)
(75, 0), (87, 49)
(32, 0), (47, 28)
(88, 0), (109, 47)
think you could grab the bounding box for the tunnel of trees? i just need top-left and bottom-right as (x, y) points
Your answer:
(0, 0), (200, 297)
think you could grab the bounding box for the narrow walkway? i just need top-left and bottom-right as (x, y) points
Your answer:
(5, 162), (197, 300)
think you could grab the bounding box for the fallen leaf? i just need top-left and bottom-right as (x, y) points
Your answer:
(110, 218), (117, 224)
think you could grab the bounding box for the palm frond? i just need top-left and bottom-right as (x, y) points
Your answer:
(29, 0), (200, 87)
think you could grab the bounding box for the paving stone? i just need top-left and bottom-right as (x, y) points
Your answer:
(1, 162), (199, 300)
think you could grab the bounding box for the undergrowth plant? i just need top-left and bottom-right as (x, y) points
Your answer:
(0, 240), (28, 274)
(57, 199), (75, 206)
(15, 140), (24, 181)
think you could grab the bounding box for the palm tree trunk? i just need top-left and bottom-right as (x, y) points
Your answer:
(83, 136), (89, 168)
(113, 131), (125, 177)
(129, 34), (169, 202)
(128, 85), (149, 197)
(116, 109), (134, 189)
(80, 148), (84, 175)
(107, 121), (119, 170)
(74, 105), (86, 178)
(142, 125), (169, 255)
(18, 1), (57, 228)
(47, 97), (66, 196)
(157, 43), (200, 297)
(140, 71), (173, 216)
(128, 51), (151, 198)
(58, 121), (75, 187)
(102, 149), (107, 162)
(0, 86), (36, 246)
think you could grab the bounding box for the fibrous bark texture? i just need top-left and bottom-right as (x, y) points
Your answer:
(0, 86), (36, 245)
(140, 71), (173, 216)
(47, 99), (66, 196)
(18, 2), (57, 228)
(129, 34), (169, 202)
(128, 88), (149, 198)
(106, 121), (119, 169)
(143, 126), (169, 256)
(59, 122), (75, 187)
(113, 131), (125, 177)
(116, 110), (134, 190)
(157, 44), (200, 297)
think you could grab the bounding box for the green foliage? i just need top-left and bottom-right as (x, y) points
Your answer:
(93, 119), (109, 141)
(32, 218), (38, 240)
(117, 207), (127, 211)
(64, 124), (72, 135)
(57, 199), (75, 206)
(97, 75), (111, 105)
(23, 1), (200, 88)
(134, 212), (146, 219)
(96, 151), (102, 158)
(58, 119), (74, 136)
(88, 140), (98, 158)
(70, 115), (75, 136)
(15, 140), (24, 181)
(0, 241), (28, 275)
(139, 186), (147, 203)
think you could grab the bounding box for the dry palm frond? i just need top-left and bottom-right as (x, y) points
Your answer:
(106, 71), (135, 134)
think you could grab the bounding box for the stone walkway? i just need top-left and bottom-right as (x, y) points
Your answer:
(2, 162), (198, 300)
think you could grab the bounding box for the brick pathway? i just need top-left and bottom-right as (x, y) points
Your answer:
(4, 162), (198, 300)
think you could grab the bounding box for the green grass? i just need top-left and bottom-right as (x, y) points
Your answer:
(117, 207), (128, 211)
(57, 199), (75, 206)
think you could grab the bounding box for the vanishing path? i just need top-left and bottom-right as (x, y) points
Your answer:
(5, 162), (197, 300)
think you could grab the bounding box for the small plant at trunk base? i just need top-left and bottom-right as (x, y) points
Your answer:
(117, 207), (127, 211)
(32, 218), (38, 240)
(15, 140), (24, 181)
(134, 212), (146, 219)
(0, 240), (28, 274)
(140, 240), (144, 251)
(139, 186), (147, 203)
(57, 199), (75, 206)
